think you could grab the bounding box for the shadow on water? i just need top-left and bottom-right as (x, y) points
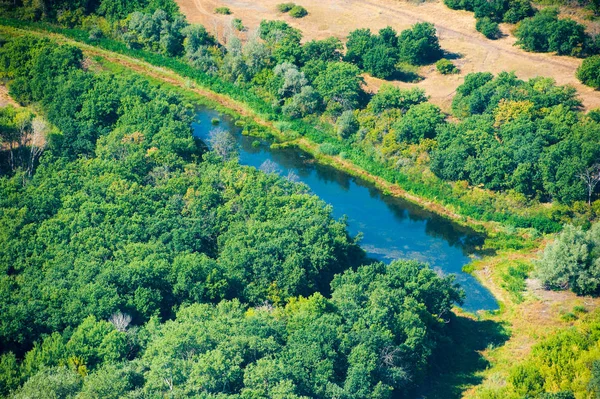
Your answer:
(192, 107), (499, 313)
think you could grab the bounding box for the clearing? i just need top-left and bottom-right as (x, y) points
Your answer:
(176, 0), (600, 111)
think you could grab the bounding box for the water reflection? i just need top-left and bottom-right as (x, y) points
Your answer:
(192, 108), (498, 312)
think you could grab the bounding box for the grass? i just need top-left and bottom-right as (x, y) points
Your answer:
(499, 260), (533, 304)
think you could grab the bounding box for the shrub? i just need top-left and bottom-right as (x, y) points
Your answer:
(277, 2), (295, 12)
(503, 0), (535, 23)
(88, 26), (103, 41)
(510, 364), (545, 396)
(572, 305), (587, 314)
(368, 85), (427, 113)
(576, 55), (600, 89)
(289, 5), (308, 18)
(318, 142), (340, 155)
(500, 261), (532, 303)
(515, 8), (594, 56)
(476, 17), (502, 39)
(336, 110), (358, 139)
(536, 224), (600, 296)
(590, 109), (600, 123)
(215, 7), (232, 15)
(232, 18), (244, 31)
(436, 58), (458, 74)
(560, 312), (577, 322)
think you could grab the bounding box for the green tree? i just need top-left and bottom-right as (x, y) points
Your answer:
(368, 85), (427, 113)
(336, 110), (358, 139)
(536, 224), (600, 295)
(344, 28), (374, 68)
(0, 352), (21, 396)
(394, 102), (445, 143)
(577, 55), (600, 89)
(12, 367), (82, 399)
(314, 62), (364, 110)
(302, 37), (343, 63)
(397, 23), (443, 65)
(363, 44), (399, 79)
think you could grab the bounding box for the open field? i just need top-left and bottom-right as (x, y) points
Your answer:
(176, 0), (600, 111)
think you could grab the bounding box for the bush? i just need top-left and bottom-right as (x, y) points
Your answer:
(536, 224), (600, 296)
(318, 142), (340, 155)
(232, 18), (244, 31)
(277, 2), (296, 12)
(289, 5), (308, 18)
(215, 7), (231, 15)
(443, 0), (535, 24)
(510, 364), (544, 396)
(476, 17), (502, 39)
(336, 110), (358, 139)
(576, 55), (600, 89)
(436, 58), (458, 74)
(500, 261), (532, 303)
(514, 8), (594, 56)
(88, 26), (103, 41)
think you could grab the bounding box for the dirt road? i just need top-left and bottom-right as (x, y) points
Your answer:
(176, 0), (600, 111)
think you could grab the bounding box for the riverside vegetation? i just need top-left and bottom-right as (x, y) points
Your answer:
(0, 0), (600, 398)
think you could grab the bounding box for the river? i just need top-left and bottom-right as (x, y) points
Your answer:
(192, 108), (498, 312)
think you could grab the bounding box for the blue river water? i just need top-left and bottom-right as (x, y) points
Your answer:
(192, 108), (498, 312)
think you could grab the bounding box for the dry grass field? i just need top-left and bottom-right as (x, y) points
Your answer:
(176, 0), (600, 111)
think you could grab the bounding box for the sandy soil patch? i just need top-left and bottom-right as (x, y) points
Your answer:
(0, 85), (19, 108)
(176, 0), (600, 111)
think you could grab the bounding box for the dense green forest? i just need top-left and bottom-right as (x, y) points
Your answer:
(0, 32), (467, 398)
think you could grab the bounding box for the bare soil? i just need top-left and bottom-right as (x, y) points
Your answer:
(176, 0), (600, 111)
(0, 85), (19, 108)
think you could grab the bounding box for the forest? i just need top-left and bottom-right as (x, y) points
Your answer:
(0, 0), (599, 398)
(0, 32), (465, 398)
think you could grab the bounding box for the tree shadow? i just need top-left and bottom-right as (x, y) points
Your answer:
(414, 314), (510, 399)
(443, 51), (463, 60)
(390, 69), (424, 83)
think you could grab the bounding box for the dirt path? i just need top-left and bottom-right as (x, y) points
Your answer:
(177, 0), (600, 111)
